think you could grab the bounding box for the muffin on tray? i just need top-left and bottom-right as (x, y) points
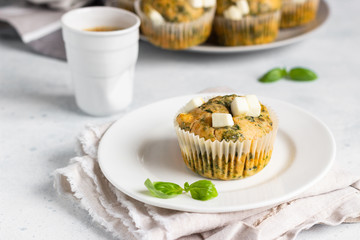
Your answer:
(175, 94), (278, 180)
(134, 0), (216, 49)
(280, 0), (319, 28)
(214, 0), (281, 46)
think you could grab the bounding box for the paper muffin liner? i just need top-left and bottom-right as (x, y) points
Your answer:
(213, 11), (280, 46)
(105, 0), (135, 12)
(174, 97), (279, 180)
(134, 0), (215, 50)
(280, 0), (320, 28)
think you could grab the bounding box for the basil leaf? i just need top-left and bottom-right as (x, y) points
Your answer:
(144, 179), (183, 199)
(259, 67), (287, 83)
(288, 67), (317, 81)
(188, 180), (218, 201)
(153, 182), (183, 196)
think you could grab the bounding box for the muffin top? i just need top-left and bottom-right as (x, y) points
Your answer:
(216, 0), (281, 19)
(142, 0), (215, 23)
(176, 94), (274, 142)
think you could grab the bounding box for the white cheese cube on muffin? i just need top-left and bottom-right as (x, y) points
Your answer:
(148, 9), (165, 25)
(236, 0), (250, 15)
(246, 95), (261, 117)
(189, 0), (203, 8)
(203, 0), (216, 8)
(212, 113), (234, 127)
(293, 0), (308, 4)
(224, 6), (243, 20)
(183, 97), (205, 112)
(231, 97), (249, 116)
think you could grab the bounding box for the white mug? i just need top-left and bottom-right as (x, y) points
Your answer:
(61, 7), (140, 116)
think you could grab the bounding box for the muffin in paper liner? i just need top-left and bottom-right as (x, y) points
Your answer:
(174, 96), (278, 180)
(214, 11), (281, 46)
(105, 0), (135, 12)
(280, 0), (320, 28)
(134, 0), (215, 50)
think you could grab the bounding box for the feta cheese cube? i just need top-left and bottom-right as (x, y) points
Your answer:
(294, 0), (308, 4)
(149, 9), (165, 25)
(245, 95), (261, 117)
(224, 6), (243, 20)
(203, 0), (216, 8)
(183, 97), (205, 112)
(231, 97), (249, 116)
(236, 0), (250, 15)
(212, 113), (234, 128)
(189, 0), (203, 8)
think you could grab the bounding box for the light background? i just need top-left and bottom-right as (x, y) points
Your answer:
(0, 0), (359, 239)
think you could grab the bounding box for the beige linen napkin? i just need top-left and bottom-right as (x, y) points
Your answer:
(0, 0), (92, 59)
(53, 121), (360, 240)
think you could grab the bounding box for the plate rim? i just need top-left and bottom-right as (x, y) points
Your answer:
(140, 0), (329, 53)
(98, 94), (336, 213)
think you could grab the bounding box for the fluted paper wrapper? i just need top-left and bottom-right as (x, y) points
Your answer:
(174, 99), (279, 180)
(280, 0), (320, 28)
(134, 0), (215, 50)
(214, 11), (280, 46)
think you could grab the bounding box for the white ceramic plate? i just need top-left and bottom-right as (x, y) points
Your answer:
(141, 0), (329, 53)
(98, 94), (335, 213)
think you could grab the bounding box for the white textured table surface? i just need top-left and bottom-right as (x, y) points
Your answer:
(1, 0), (360, 239)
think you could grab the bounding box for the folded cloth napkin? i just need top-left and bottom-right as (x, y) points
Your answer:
(53, 122), (360, 240)
(0, 0), (93, 59)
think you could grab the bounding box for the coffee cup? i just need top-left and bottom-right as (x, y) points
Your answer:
(61, 7), (140, 116)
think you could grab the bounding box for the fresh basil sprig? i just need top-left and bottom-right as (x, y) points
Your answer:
(259, 67), (287, 83)
(184, 180), (218, 201)
(259, 67), (317, 83)
(144, 179), (218, 201)
(289, 67), (317, 81)
(144, 179), (183, 199)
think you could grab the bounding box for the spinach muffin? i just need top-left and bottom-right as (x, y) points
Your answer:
(174, 94), (278, 180)
(214, 0), (281, 46)
(280, 0), (319, 28)
(134, 0), (216, 49)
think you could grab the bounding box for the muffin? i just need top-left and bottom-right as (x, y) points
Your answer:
(214, 0), (281, 46)
(134, 0), (216, 49)
(105, 0), (136, 12)
(280, 0), (319, 28)
(175, 94), (278, 180)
